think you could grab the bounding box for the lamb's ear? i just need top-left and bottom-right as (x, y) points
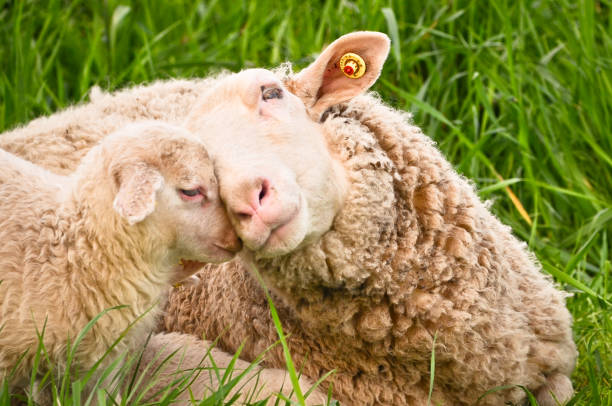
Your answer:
(112, 163), (164, 225)
(293, 31), (390, 119)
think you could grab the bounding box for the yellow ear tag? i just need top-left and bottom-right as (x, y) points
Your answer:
(339, 52), (366, 79)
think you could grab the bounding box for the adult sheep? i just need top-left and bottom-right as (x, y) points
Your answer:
(0, 32), (576, 406)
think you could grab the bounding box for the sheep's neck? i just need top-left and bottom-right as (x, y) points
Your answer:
(251, 96), (486, 339)
(68, 205), (166, 286)
(56, 199), (170, 337)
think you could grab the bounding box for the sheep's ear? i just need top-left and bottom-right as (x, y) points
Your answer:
(292, 31), (390, 119)
(112, 163), (164, 225)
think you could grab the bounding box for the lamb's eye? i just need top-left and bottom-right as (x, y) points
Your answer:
(179, 189), (202, 199)
(181, 189), (199, 197)
(262, 87), (283, 101)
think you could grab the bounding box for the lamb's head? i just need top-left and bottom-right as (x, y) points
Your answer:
(75, 121), (241, 282)
(186, 32), (390, 258)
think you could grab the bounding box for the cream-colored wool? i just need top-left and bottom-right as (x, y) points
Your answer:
(0, 32), (576, 406)
(0, 121), (241, 396)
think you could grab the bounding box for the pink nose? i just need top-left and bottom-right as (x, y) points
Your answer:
(235, 178), (272, 219)
(227, 178), (297, 249)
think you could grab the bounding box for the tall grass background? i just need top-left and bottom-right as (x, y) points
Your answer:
(0, 0), (610, 404)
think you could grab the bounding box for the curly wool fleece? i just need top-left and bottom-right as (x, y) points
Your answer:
(0, 62), (576, 404)
(164, 92), (577, 406)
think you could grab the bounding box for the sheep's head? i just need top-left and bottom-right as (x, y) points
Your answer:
(78, 121), (241, 283)
(185, 32), (390, 258)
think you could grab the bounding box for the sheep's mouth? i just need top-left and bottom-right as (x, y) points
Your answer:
(263, 213), (298, 248)
(255, 206), (308, 258)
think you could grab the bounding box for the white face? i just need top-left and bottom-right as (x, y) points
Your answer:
(96, 122), (241, 285)
(153, 175), (238, 264)
(108, 125), (242, 279)
(143, 173), (238, 283)
(186, 69), (348, 257)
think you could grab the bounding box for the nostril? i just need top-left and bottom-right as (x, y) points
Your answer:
(235, 178), (272, 218)
(258, 179), (270, 204)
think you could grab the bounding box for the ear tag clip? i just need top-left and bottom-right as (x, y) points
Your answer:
(339, 52), (366, 79)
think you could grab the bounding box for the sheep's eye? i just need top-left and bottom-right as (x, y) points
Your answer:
(179, 189), (201, 198)
(262, 87), (283, 101)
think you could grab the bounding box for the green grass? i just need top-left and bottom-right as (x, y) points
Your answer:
(0, 0), (610, 404)
(1, 305), (324, 405)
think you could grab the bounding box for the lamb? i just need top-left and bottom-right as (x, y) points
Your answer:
(0, 121), (242, 397)
(0, 31), (577, 405)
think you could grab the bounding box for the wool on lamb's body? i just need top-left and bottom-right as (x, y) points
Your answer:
(0, 31), (577, 406)
(0, 121), (241, 395)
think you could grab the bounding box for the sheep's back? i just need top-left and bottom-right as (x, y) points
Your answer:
(0, 79), (211, 174)
(0, 149), (73, 381)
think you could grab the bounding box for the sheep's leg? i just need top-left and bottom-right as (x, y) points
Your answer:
(533, 373), (573, 406)
(134, 332), (327, 405)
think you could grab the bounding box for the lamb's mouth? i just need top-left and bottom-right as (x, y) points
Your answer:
(178, 259), (207, 273)
(180, 243), (238, 267)
(170, 259), (207, 287)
